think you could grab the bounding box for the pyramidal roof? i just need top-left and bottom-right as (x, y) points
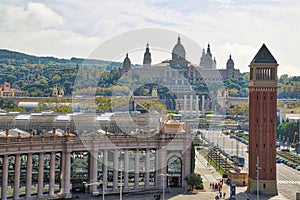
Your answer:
(251, 44), (277, 64)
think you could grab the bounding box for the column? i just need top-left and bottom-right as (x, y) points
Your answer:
(145, 149), (150, 188)
(183, 95), (187, 118)
(1, 155), (8, 200)
(14, 154), (21, 199)
(26, 153), (32, 198)
(103, 150), (108, 190)
(155, 148), (161, 188)
(60, 151), (65, 194)
(64, 151), (71, 197)
(134, 149), (139, 189)
(190, 95), (193, 118)
(38, 152), (44, 198)
(90, 151), (98, 193)
(113, 149), (119, 191)
(124, 149), (129, 190)
(195, 95), (199, 116)
(49, 152), (56, 196)
(202, 95), (205, 116)
(156, 147), (167, 188)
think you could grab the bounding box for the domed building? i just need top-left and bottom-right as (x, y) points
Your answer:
(116, 53), (132, 78)
(171, 36), (187, 68)
(117, 37), (240, 117)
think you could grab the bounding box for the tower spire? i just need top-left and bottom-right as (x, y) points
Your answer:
(143, 42), (152, 67)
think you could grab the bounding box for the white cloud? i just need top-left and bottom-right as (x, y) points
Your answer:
(2, 2), (63, 31)
(0, 0), (299, 75)
(0, 2), (100, 58)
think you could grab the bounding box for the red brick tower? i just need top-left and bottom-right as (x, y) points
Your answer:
(248, 44), (278, 195)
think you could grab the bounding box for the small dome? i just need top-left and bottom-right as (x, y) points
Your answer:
(226, 54), (234, 69)
(123, 53), (131, 69)
(172, 36), (186, 59)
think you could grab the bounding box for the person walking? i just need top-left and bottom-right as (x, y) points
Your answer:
(223, 192), (226, 199)
(157, 193), (161, 200)
(153, 192), (157, 200)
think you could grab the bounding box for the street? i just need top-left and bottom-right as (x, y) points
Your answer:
(201, 128), (300, 200)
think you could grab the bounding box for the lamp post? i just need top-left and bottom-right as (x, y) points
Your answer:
(256, 156), (261, 200)
(119, 151), (124, 200)
(158, 174), (168, 200)
(120, 159), (123, 200)
(102, 178), (105, 200)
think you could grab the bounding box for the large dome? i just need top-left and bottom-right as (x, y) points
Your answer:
(172, 36), (186, 59)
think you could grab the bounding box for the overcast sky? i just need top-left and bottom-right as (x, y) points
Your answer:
(0, 0), (299, 76)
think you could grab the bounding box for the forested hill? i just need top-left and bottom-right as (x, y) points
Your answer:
(0, 49), (122, 68)
(0, 49), (124, 96)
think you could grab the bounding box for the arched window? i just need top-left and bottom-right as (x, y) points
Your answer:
(167, 156), (182, 187)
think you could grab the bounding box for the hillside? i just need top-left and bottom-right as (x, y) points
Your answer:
(0, 49), (122, 67)
(0, 49), (124, 97)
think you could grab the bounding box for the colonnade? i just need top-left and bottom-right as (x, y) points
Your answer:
(183, 95), (200, 118)
(0, 147), (167, 200)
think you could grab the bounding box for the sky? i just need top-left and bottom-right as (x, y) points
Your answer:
(0, 0), (299, 76)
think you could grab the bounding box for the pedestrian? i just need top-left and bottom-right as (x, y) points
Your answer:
(210, 183), (212, 188)
(153, 192), (156, 200)
(219, 191), (222, 198)
(223, 192), (226, 199)
(157, 193), (161, 200)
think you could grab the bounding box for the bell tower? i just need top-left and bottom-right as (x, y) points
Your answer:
(248, 44), (278, 195)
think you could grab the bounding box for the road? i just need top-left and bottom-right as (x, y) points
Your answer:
(201, 128), (300, 200)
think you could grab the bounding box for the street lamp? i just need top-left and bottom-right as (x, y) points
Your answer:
(119, 151), (124, 200)
(256, 156), (261, 200)
(158, 174), (169, 200)
(120, 159), (123, 200)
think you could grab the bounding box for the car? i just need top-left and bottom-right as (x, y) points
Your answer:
(292, 164), (298, 169)
(296, 166), (300, 171)
(288, 162), (294, 167)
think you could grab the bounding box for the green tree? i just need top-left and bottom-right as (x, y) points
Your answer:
(277, 121), (298, 143)
(184, 173), (203, 191)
